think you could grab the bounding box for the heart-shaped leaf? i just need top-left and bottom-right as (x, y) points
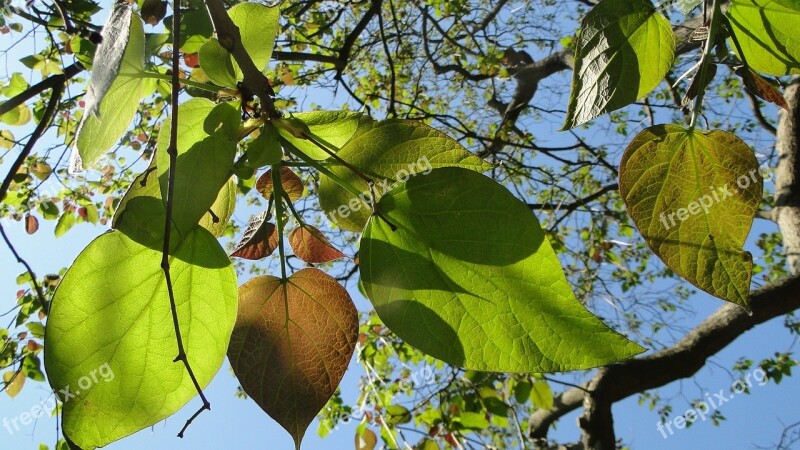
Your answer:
(44, 228), (237, 449)
(360, 167), (644, 372)
(563, 0), (676, 129)
(228, 268), (358, 449)
(619, 125), (762, 309)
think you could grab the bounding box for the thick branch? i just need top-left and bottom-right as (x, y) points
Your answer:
(529, 273), (800, 442)
(203, 0), (276, 117)
(774, 79), (800, 273)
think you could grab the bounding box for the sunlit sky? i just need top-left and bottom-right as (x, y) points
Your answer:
(1, 1), (799, 449)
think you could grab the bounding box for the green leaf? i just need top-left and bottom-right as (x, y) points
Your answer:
(727, 0), (800, 75)
(618, 125), (761, 309)
(199, 178), (237, 237)
(563, 0), (676, 129)
(199, 38), (237, 87)
(278, 111), (375, 160)
(245, 122), (283, 168)
(319, 120), (492, 232)
(198, 3), (279, 87)
(156, 99), (238, 233)
(54, 211), (76, 237)
(453, 411), (489, 430)
(74, 6), (146, 171)
(384, 405), (412, 425)
(513, 380), (532, 404)
(360, 167), (644, 372)
(228, 268), (358, 450)
(530, 381), (554, 410)
(1, 73), (29, 97)
(44, 228), (237, 449)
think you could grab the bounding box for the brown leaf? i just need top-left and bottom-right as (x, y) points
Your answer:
(25, 215), (39, 235)
(228, 268), (358, 449)
(288, 226), (347, 263)
(140, 0), (167, 25)
(735, 66), (788, 110)
(682, 63), (717, 108)
(355, 428), (377, 450)
(255, 167), (304, 202)
(230, 210), (279, 260)
(3, 371), (25, 398)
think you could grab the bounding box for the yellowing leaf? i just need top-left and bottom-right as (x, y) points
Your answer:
(228, 268), (358, 449)
(3, 370), (25, 398)
(355, 428), (377, 450)
(619, 125), (761, 309)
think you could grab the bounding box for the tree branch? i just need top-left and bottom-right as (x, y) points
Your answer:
(203, 0), (277, 117)
(529, 272), (800, 443)
(0, 63), (84, 117)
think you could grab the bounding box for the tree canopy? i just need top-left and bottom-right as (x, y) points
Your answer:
(1, 0), (799, 449)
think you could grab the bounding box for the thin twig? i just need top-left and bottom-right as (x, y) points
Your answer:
(162, 2), (210, 437)
(0, 82), (64, 315)
(0, 63), (84, 117)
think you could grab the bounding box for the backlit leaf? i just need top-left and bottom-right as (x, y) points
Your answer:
(319, 120), (491, 232)
(44, 228), (237, 449)
(278, 111), (375, 160)
(156, 99), (238, 233)
(619, 125), (761, 309)
(530, 381), (554, 410)
(256, 166), (304, 202)
(563, 0), (676, 129)
(228, 268), (358, 449)
(727, 0), (800, 75)
(74, 3), (146, 171)
(735, 66), (788, 109)
(3, 370), (25, 398)
(289, 226), (347, 263)
(198, 3), (279, 87)
(360, 167), (644, 372)
(230, 210), (279, 260)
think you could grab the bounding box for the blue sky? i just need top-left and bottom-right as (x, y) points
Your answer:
(1, 2), (800, 449)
